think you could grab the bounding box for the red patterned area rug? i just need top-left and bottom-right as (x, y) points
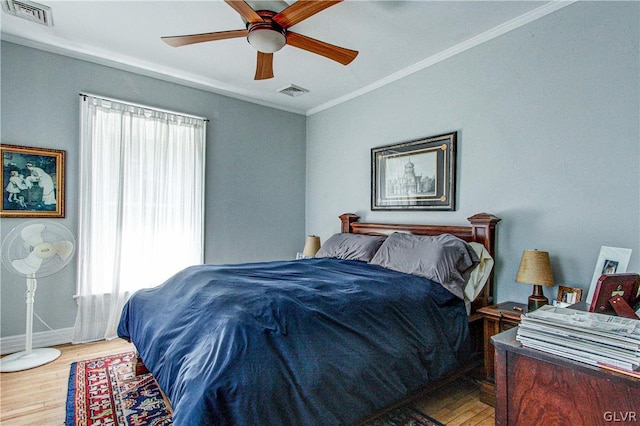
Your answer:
(66, 351), (172, 426)
(66, 351), (442, 426)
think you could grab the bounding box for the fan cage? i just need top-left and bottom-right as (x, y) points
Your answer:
(1, 220), (76, 278)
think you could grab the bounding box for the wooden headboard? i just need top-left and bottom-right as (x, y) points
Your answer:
(339, 212), (501, 315)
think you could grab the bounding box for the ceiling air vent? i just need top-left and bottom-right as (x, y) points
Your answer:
(278, 84), (309, 98)
(2, 0), (52, 26)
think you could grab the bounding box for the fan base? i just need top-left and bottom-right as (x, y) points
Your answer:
(0, 347), (61, 372)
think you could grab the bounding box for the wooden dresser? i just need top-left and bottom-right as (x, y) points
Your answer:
(492, 328), (640, 425)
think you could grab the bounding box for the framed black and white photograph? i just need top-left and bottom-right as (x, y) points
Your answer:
(371, 132), (456, 211)
(1, 144), (65, 218)
(585, 246), (632, 306)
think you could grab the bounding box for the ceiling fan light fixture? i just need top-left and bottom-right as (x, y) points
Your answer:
(247, 24), (286, 53)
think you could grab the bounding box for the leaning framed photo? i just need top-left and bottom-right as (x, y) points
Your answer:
(588, 273), (639, 314)
(1, 144), (65, 218)
(371, 131), (456, 211)
(585, 246), (632, 306)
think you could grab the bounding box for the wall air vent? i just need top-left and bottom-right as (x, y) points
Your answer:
(278, 84), (309, 98)
(2, 0), (52, 26)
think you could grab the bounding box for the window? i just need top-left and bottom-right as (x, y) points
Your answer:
(73, 94), (206, 342)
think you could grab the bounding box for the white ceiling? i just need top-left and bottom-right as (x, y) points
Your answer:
(1, 1), (574, 115)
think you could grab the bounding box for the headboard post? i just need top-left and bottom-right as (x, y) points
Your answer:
(467, 213), (501, 260)
(340, 213), (360, 233)
(468, 213), (501, 309)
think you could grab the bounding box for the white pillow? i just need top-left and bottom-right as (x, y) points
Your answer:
(464, 242), (494, 314)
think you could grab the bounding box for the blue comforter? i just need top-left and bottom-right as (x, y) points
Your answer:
(117, 258), (470, 425)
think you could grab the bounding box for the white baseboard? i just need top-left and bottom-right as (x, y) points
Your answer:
(1, 327), (74, 355)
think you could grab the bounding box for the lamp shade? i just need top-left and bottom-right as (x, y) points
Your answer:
(302, 235), (321, 258)
(516, 250), (554, 287)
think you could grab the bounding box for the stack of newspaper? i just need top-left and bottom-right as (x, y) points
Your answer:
(516, 305), (640, 376)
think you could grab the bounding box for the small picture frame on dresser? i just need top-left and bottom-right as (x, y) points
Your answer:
(556, 286), (582, 305)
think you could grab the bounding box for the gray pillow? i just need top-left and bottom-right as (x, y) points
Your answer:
(315, 233), (387, 262)
(369, 232), (479, 299)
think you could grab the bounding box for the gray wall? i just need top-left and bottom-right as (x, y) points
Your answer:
(1, 41), (306, 337)
(306, 2), (640, 305)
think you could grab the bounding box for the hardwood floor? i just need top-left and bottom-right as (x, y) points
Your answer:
(0, 340), (494, 425)
(0, 339), (135, 425)
(416, 377), (495, 425)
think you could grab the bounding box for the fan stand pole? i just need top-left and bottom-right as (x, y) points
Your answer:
(0, 276), (61, 373)
(25, 276), (35, 355)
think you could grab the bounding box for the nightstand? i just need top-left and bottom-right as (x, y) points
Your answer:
(477, 301), (527, 406)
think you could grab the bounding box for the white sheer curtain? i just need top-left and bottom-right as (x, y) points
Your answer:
(73, 94), (206, 343)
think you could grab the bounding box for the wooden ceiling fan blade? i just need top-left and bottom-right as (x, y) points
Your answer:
(162, 29), (248, 47)
(273, 0), (342, 29)
(254, 52), (274, 80)
(224, 0), (264, 24)
(286, 32), (358, 65)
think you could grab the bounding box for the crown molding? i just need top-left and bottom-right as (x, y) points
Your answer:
(0, 33), (306, 116)
(1, 1), (576, 117)
(306, 1), (577, 116)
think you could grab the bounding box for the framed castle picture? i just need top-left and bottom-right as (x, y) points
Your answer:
(371, 132), (456, 211)
(1, 144), (65, 218)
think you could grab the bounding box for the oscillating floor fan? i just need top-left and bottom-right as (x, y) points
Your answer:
(1, 221), (75, 372)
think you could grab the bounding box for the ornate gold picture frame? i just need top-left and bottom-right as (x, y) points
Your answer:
(1, 144), (65, 218)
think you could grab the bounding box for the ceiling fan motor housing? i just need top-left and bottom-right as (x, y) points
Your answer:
(246, 10), (286, 53)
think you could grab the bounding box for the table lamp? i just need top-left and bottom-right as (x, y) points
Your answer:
(516, 249), (554, 311)
(302, 235), (321, 258)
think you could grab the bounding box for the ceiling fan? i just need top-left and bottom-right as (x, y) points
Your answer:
(161, 0), (358, 80)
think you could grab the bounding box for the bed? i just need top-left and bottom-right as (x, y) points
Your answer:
(117, 213), (500, 425)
